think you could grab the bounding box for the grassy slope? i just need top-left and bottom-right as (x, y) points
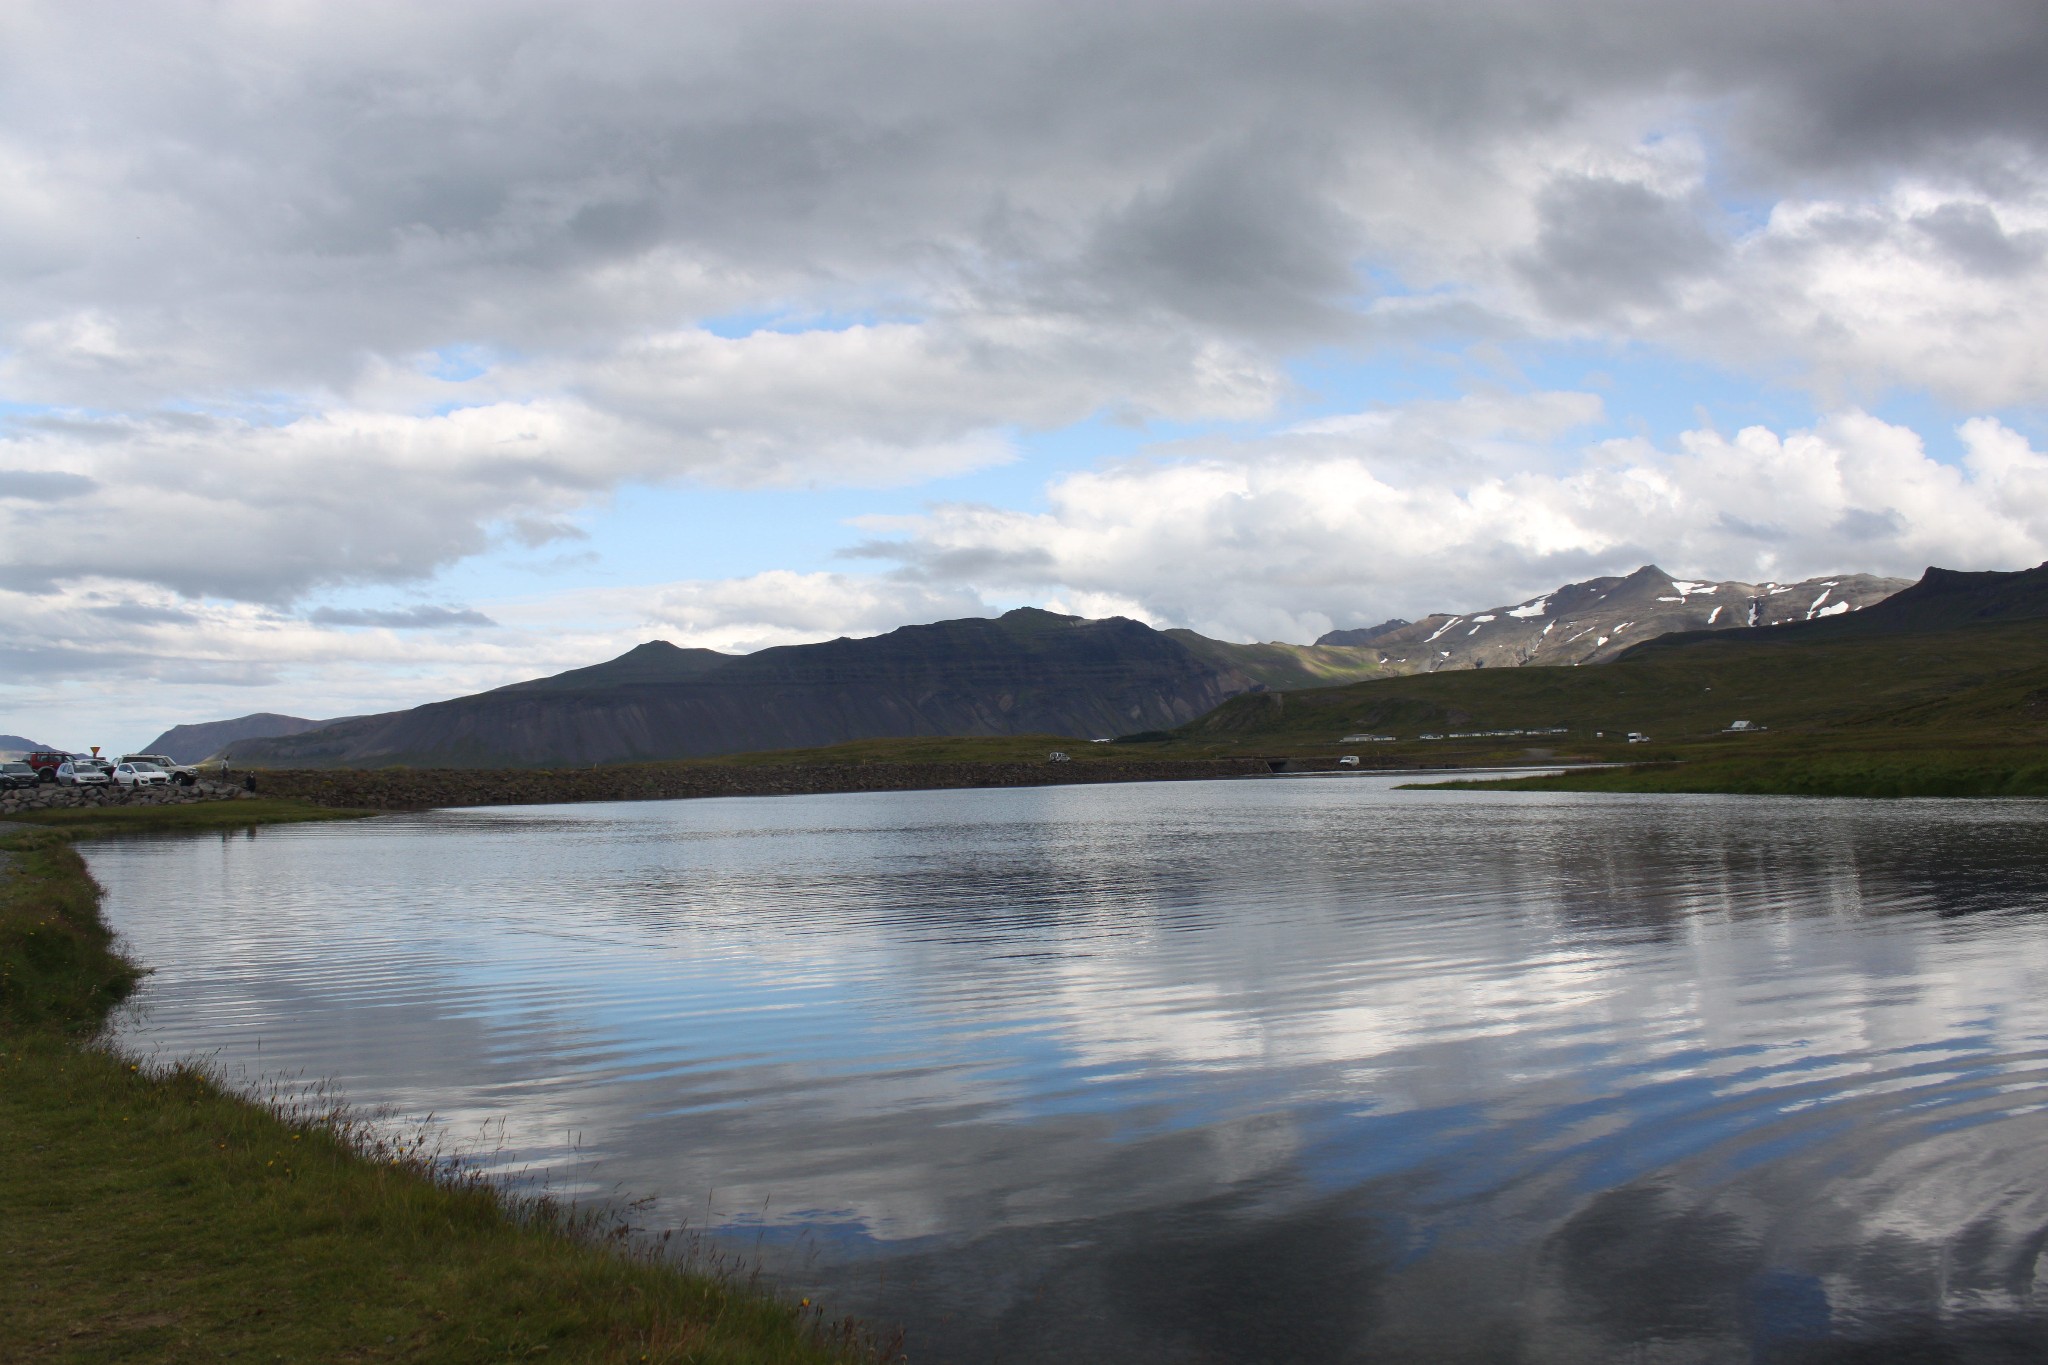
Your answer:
(1136, 617), (2048, 795)
(1180, 616), (2048, 743)
(0, 815), (869, 1364)
(1162, 631), (1390, 690)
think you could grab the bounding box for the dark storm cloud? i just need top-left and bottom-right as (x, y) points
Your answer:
(1911, 203), (2047, 277)
(1516, 176), (1726, 319)
(6, 0), (2044, 405)
(1702, 0), (2048, 183)
(1074, 134), (1361, 340)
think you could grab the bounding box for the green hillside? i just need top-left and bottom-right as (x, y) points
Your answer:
(1145, 611), (2048, 794)
(1183, 616), (2048, 745)
(1163, 630), (1390, 690)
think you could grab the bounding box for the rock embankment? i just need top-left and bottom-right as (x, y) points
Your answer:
(0, 781), (258, 818)
(236, 758), (1275, 811)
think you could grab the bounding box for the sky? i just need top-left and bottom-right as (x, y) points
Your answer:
(4, 0), (2048, 752)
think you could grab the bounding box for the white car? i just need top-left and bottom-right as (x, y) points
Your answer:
(113, 761), (170, 787)
(55, 758), (113, 785)
(120, 753), (198, 785)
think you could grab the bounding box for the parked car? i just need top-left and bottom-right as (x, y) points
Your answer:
(121, 753), (199, 786)
(113, 761), (170, 787)
(0, 761), (39, 789)
(55, 758), (113, 786)
(24, 750), (70, 782)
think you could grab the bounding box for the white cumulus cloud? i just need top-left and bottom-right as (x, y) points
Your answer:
(857, 401), (2048, 640)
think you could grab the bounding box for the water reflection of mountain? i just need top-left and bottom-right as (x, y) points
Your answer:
(90, 780), (2048, 1363)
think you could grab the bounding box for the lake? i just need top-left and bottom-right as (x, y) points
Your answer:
(89, 774), (2048, 1362)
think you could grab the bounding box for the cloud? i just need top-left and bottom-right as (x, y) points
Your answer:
(1515, 175), (1724, 320)
(0, 468), (96, 500)
(640, 571), (989, 653)
(308, 605), (498, 629)
(856, 398), (2048, 640)
(5, 0), (2048, 732)
(0, 568), (987, 750)
(0, 315), (1284, 602)
(2, 2), (2043, 416)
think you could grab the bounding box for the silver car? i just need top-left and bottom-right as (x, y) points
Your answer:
(113, 761), (170, 787)
(56, 758), (113, 785)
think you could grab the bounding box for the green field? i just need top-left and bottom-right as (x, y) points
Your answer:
(0, 818), (877, 1364)
(1113, 616), (2048, 796)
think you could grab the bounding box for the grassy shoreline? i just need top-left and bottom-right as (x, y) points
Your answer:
(1401, 748), (2048, 798)
(0, 804), (878, 1364)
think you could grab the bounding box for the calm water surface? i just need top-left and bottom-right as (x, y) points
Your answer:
(90, 776), (2048, 1362)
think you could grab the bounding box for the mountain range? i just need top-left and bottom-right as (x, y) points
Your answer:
(199, 563), (1920, 769)
(219, 610), (1391, 768)
(1317, 566), (1910, 671)
(1184, 560), (2048, 750)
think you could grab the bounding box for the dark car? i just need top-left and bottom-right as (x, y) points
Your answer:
(0, 761), (38, 790)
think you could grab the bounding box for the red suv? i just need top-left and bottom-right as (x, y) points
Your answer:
(24, 751), (70, 783)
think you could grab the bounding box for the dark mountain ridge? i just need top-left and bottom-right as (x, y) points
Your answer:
(224, 609), (1386, 769)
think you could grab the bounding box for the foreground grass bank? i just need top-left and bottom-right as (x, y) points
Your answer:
(5, 795), (374, 836)
(0, 818), (873, 1364)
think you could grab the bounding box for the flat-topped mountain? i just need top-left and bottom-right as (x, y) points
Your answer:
(1318, 565), (1911, 672)
(222, 609), (1392, 768)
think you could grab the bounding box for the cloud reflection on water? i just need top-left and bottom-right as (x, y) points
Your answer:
(93, 777), (2048, 1362)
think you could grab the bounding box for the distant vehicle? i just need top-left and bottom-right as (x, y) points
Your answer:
(1338, 755), (1361, 767)
(113, 761), (170, 787)
(1626, 732), (1649, 744)
(1046, 751), (1071, 762)
(121, 753), (199, 785)
(0, 761), (38, 789)
(24, 750), (70, 782)
(1723, 720), (1765, 733)
(55, 758), (113, 785)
